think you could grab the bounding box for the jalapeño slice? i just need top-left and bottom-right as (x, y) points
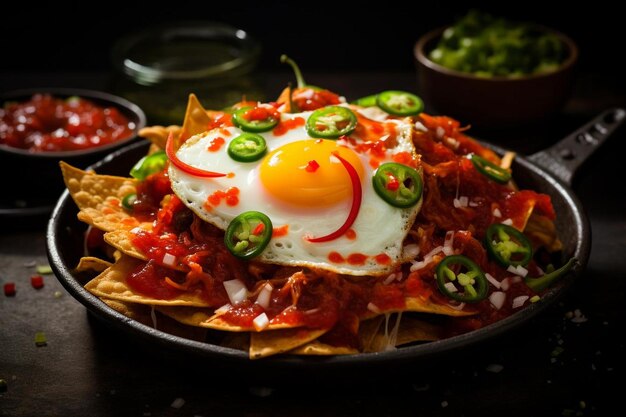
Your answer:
(372, 163), (422, 208)
(470, 154), (512, 184)
(225, 211), (273, 259)
(376, 90), (424, 116)
(352, 94), (378, 107)
(232, 106), (280, 133)
(130, 150), (167, 180)
(305, 106), (357, 139)
(485, 223), (533, 267)
(228, 133), (267, 163)
(436, 255), (488, 303)
(121, 193), (137, 211)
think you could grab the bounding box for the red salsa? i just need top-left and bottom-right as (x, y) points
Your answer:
(0, 94), (135, 152)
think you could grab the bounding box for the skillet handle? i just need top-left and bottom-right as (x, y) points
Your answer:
(527, 108), (626, 186)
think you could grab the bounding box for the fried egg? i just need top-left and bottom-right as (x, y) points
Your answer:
(169, 106), (422, 276)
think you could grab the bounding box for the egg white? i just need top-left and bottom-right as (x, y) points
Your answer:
(169, 108), (422, 276)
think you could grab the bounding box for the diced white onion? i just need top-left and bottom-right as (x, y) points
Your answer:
(383, 273), (397, 285)
(501, 218), (514, 226)
(410, 246), (444, 272)
(130, 227), (142, 234)
(516, 265), (528, 277)
(489, 291), (506, 310)
(424, 245), (444, 260)
(449, 302), (466, 311)
(253, 313), (269, 331)
(444, 230), (455, 246)
(414, 121), (428, 132)
(214, 304), (231, 315)
(403, 244), (420, 259)
(223, 280), (248, 304)
(446, 137), (460, 149)
(485, 273), (501, 289)
(512, 295), (529, 309)
(162, 252), (176, 267)
(510, 275), (522, 283)
(469, 200), (479, 207)
(501, 277), (510, 291)
(444, 282), (458, 293)
(436, 126), (445, 138)
(367, 302), (381, 314)
(357, 106), (389, 122)
(493, 208), (502, 218)
(256, 283), (273, 309)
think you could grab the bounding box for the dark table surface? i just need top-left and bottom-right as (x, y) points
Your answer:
(1, 70), (625, 417)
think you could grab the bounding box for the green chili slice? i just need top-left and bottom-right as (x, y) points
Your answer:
(121, 193), (137, 211)
(525, 257), (577, 292)
(376, 90), (424, 116)
(372, 163), (422, 208)
(225, 211), (273, 259)
(485, 223), (533, 267)
(130, 150), (167, 180)
(470, 154), (512, 184)
(436, 255), (488, 303)
(232, 106), (279, 133)
(305, 106), (357, 139)
(227, 133), (267, 163)
(352, 94), (378, 107)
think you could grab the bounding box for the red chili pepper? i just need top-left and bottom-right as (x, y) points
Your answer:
(386, 173), (400, 191)
(166, 133), (227, 178)
(305, 160), (320, 173)
(31, 275), (44, 289)
(4, 282), (16, 296)
(307, 153), (362, 243)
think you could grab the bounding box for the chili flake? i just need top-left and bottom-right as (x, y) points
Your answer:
(31, 275), (44, 289)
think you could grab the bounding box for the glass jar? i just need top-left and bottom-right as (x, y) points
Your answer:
(111, 22), (264, 125)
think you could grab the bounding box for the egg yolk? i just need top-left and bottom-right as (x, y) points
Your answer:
(259, 139), (364, 207)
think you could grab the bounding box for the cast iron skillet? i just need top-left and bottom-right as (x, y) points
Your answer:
(46, 108), (625, 374)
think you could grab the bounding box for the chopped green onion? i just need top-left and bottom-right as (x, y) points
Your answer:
(36, 265), (53, 275)
(34, 332), (47, 347)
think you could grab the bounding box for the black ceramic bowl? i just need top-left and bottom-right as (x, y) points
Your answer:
(0, 88), (146, 219)
(414, 26), (578, 128)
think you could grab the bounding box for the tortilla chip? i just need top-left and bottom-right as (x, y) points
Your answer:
(524, 212), (563, 252)
(101, 298), (208, 341)
(157, 305), (304, 332)
(103, 230), (148, 262)
(138, 125), (182, 150)
(358, 316), (384, 351)
(404, 296), (476, 317)
(366, 315), (441, 353)
(249, 328), (328, 359)
(289, 340), (359, 356)
(75, 256), (112, 273)
(179, 94), (213, 142)
(85, 255), (211, 307)
(60, 162), (145, 232)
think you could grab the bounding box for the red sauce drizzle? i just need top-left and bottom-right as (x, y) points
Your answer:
(207, 137), (225, 152)
(272, 225), (289, 237)
(272, 117), (305, 136)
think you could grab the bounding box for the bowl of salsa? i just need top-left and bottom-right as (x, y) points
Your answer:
(0, 88), (146, 219)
